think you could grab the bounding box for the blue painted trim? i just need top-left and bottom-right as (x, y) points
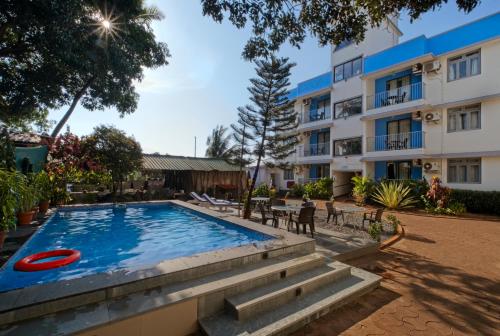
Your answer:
(288, 71), (332, 100)
(374, 160), (422, 180)
(364, 12), (500, 75)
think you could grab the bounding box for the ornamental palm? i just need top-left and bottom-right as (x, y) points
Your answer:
(372, 181), (418, 210)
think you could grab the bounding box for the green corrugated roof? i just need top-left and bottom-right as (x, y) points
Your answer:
(142, 154), (240, 171)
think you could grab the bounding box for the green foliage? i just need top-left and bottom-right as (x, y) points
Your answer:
(386, 214), (400, 235)
(15, 173), (37, 212)
(420, 177), (464, 215)
(450, 189), (500, 216)
(252, 184), (276, 198)
(1, 1), (170, 131)
(0, 128), (15, 171)
(303, 177), (333, 200)
(372, 181), (418, 210)
(31, 171), (52, 201)
(351, 176), (373, 205)
(82, 125), (143, 190)
(206, 125), (232, 159)
(291, 183), (305, 198)
(234, 56), (298, 218)
(200, 0), (479, 60)
(368, 222), (383, 242)
(0, 170), (19, 231)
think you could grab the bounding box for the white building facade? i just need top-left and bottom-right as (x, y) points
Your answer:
(279, 11), (500, 195)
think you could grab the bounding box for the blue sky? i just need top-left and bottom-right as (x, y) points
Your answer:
(47, 1), (499, 156)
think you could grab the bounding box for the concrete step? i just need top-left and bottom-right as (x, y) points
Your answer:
(200, 265), (381, 336)
(226, 263), (351, 321)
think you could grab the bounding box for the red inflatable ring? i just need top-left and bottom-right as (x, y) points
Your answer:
(14, 249), (81, 272)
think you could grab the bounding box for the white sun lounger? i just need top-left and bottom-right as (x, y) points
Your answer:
(202, 194), (229, 211)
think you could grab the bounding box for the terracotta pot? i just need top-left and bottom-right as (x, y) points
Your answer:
(39, 200), (50, 214)
(0, 231), (6, 250)
(17, 211), (35, 225)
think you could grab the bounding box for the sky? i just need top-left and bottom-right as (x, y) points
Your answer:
(47, 0), (500, 156)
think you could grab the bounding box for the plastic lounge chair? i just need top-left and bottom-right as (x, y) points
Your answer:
(203, 194), (229, 212)
(190, 192), (208, 203)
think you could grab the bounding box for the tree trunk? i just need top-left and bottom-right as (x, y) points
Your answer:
(244, 126), (267, 219)
(51, 77), (95, 137)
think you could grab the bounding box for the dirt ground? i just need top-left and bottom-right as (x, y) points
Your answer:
(292, 211), (500, 336)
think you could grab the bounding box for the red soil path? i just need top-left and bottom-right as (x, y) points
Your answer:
(293, 212), (500, 336)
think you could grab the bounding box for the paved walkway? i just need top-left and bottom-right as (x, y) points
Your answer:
(292, 212), (500, 336)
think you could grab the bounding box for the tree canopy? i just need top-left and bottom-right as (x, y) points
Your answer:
(201, 0), (480, 60)
(205, 125), (232, 158)
(82, 125), (143, 191)
(0, 0), (170, 133)
(233, 56), (298, 217)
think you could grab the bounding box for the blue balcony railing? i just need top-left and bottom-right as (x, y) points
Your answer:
(299, 108), (332, 124)
(367, 82), (424, 110)
(366, 131), (424, 152)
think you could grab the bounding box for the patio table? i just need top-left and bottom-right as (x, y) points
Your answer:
(271, 205), (303, 228)
(334, 205), (366, 229)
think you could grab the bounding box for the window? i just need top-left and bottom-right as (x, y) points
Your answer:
(334, 137), (362, 156)
(386, 161), (412, 180)
(448, 158), (481, 183)
(283, 169), (294, 180)
(334, 57), (362, 82)
(448, 104), (481, 132)
(334, 96), (362, 119)
(448, 50), (481, 81)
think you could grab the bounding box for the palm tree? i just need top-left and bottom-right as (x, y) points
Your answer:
(205, 125), (232, 158)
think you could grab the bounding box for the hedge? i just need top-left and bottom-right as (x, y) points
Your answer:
(450, 189), (500, 216)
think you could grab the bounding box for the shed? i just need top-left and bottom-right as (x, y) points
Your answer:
(142, 154), (245, 197)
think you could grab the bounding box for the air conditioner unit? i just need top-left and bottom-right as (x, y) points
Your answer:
(424, 61), (441, 73)
(423, 161), (440, 172)
(303, 98), (311, 105)
(412, 111), (422, 120)
(413, 159), (422, 167)
(424, 111), (440, 122)
(412, 63), (423, 74)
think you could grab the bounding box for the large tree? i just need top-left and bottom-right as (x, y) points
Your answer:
(206, 125), (232, 158)
(81, 125), (143, 193)
(234, 56), (298, 218)
(0, 1), (170, 134)
(201, 0), (480, 60)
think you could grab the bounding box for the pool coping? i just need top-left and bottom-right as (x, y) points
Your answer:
(0, 200), (314, 326)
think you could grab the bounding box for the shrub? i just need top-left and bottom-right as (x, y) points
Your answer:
(0, 170), (19, 232)
(351, 176), (373, 205)
(425, 177), (451, 208)
(371, 181), (418, 210)
(368, 222), (383, 242)
(303, 177), (333, 199)
(386, 214), (401, 234)
(252, 184), (276, 198)
(450, 189), (500, 216)
(291, 183), (305, 197)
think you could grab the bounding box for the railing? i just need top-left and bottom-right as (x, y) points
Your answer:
(367, 82), (424, 110)
(299, 108), (332, 124)
(301, 142), (331, 157)
(366, 131), (424, 152)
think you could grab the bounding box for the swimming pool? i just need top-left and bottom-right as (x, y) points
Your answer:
(0, 203), (273, 293)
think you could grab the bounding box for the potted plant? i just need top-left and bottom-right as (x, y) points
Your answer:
(0, 170), (18, 249)
(17, 174), (37, 225)
(351, 176), (372, 206)
(33, 171), (52, 215)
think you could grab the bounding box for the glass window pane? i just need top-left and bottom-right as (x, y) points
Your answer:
(448, 62), (456, 81)
(470, 111), (479, 129)
(344, 61), (352, 79)
(334, 102), (343, 118)
(448, 166), (457, 183)
(470, 54), (480, 75)
(459, 113), (468, 130)
(352, 58), (362, 75)
(459, 60), (467, 78)
(470, 165), (480, 183)
(334, 65), (343, 82)
(448, 113), (456, 132)
(459, 165), (467, 182)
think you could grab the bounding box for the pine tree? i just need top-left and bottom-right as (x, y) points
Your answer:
(233, 56), (298, 218)
(205, 125), (232, 158)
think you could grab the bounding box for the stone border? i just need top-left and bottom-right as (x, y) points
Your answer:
(0, 200), (314, 326)
(380, 223), (405, 250)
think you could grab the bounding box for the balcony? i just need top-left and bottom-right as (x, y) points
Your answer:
(296, 142), (331, 164)
(299, 109), (332, 124)
(367, 82), (424, 111)
(302, 142), (330, 157)
(366, 131), (424, 152)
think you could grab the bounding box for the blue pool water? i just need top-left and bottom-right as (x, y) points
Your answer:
(0, 203), (273, 292)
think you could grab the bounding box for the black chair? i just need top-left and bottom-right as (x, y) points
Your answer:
(326, 202), (344, 225)
(289, 206), (316, 238)
(362, 208), (384, 229)
(258, 203), (278, 227)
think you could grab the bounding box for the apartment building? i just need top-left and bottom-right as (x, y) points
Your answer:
(278, 11), (500, 195)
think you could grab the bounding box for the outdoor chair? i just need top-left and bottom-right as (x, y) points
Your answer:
(190, 192), (209, 205)
(326, 201), (344, 226)
(203, 194), (229, 212)
(289, 206), (316, 238)
(258, 203), (278, 227)
(362, 208), (384, 229)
